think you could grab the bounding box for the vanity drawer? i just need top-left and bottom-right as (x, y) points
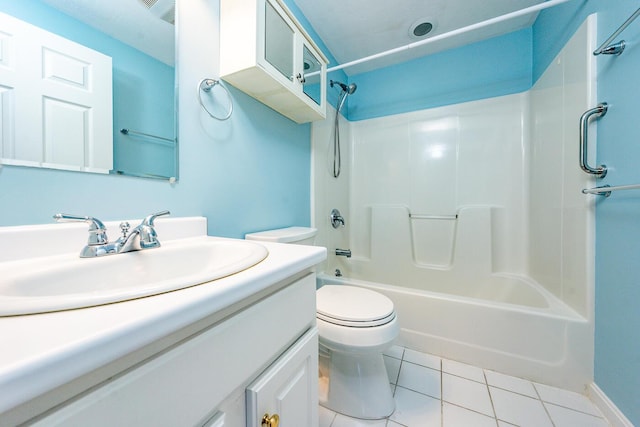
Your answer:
(30, 273), (316, 427)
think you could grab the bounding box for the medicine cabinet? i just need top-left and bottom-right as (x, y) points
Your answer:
(220, 0), (328, 123)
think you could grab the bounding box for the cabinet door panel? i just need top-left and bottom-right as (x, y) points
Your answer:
(247, 327), (318, 427)
(301, 44), (322, 106)
(264, 1), (293, 82)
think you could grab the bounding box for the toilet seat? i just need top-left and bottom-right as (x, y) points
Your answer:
(316, 285), (396, 327)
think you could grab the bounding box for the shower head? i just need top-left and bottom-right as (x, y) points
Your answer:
(330, 80), (357, 95)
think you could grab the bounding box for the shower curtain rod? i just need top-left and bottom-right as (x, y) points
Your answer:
(323, 0), (574, 74)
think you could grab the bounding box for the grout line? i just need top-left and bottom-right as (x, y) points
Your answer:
(443, 401), (502, 423)
(394, 384), (441, 401)
(441, 369), (487, 386)
(327, 409), (336, 427)
(543, 401), (609, 420)
(483, 370), (500, 427)
(533, 381), (557, 427)
(440, 357), (444, 427)
(532, 383), (608, 418)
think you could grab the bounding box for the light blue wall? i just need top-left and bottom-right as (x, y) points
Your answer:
(347, 28), (532, 121)
(535, 1), (640, 424)
(0, 1), (311, 238)
(284, 1), (532, 122)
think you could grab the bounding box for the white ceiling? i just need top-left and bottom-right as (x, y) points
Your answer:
(40, 0), (174, 65)
(292, 0), (548, 75)
(38, 0), (549, 74)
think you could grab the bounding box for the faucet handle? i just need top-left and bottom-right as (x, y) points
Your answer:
(53, 214), (109, 246)
(137, 210), (170, 249)
(141, 210), (171, 227)
(330, 209), (345, 229)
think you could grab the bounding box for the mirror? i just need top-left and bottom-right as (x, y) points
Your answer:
(0, 0), (177, 180)
(302, 44), (322, 106)
(265, 0), (295, 82)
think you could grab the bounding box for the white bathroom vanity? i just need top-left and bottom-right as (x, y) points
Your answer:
(0, 217), (326, 426)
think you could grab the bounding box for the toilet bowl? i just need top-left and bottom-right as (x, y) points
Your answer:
(245, 226), (399, 419)
(316, 284), (398, 419)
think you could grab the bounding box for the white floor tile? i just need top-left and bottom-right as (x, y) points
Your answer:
(442, 402), (497, 427)
(389, 386), (441, 427)
(402, 348), (441, 370)
(319, 405), (337, 427)
(442, 373), (494, 417)
(318, 347), (614, 427)
(490, 387), (553, 427)
(485, 369), (537, 398)
(331, 413), (387, 427)
(384, 345), (405, 360)
(544, 403), (610, 427)
(535, 382), (603, 416)
(384, 355), (402, 384)
(396, 361), (441, 398)
(442, 359), (485, 383)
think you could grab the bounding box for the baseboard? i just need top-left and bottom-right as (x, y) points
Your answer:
(588, 383), (634, 427)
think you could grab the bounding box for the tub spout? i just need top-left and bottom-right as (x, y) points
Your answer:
(335, 248), (351, 258)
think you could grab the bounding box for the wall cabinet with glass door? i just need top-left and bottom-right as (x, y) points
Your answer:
(220, 0), (327, 123)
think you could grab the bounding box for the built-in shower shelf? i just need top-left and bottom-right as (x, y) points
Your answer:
(409, 214), (458, 220)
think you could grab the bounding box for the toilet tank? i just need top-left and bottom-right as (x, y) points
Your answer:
(245, 226), (317, 245)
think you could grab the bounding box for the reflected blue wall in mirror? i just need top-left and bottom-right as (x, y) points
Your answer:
(0, 0), (176, 180)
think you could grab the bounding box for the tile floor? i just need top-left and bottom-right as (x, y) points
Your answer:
(319, 345), (611, 427)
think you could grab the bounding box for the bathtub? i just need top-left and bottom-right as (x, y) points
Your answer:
(317, 273), (592, 392)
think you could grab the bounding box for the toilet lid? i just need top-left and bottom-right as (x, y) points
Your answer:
(317, 285), (395, 327)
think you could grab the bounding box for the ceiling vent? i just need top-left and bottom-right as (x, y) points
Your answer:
(138, 0), (175, 25)
(409, 17), (436, 40)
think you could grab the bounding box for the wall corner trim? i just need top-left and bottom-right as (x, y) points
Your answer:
(588, 383), (634, 427)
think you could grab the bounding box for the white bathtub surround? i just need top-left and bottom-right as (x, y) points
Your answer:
(311, 102), (352, 275)
(319, 345), (612, 427)
(311, 16), (598, 391)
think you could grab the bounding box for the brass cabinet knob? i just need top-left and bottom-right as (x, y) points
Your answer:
(261, 413), (279, 427)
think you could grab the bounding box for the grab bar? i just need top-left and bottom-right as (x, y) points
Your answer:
(583, 183), (640, 197)
(579, 103), (608, 178)
(594, 7), (640, 55)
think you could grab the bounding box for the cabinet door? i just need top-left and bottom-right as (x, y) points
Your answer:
(247, 327), (318, 427)
(264, 0), (294, 82)
(202, 411), (226, 427)
(301, 42), (323, 107)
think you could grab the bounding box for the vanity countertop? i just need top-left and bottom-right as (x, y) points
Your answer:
(0, 230), (325, 418)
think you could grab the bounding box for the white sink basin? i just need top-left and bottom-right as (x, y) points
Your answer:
(0, 237), (268, 316)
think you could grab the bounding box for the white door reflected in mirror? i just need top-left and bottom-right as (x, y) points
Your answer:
(0, 11), (113, 173)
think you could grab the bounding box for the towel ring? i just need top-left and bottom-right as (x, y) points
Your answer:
(198, 78), (233, 121)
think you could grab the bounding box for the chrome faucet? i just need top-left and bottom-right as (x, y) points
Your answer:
(330, 209), (345, 228)
(54, 211), (170, 258)
(117, 211), (170, 252)
(335, 248), (351, 258)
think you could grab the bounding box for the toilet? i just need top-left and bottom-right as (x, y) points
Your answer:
(245, 226), (399, 420)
